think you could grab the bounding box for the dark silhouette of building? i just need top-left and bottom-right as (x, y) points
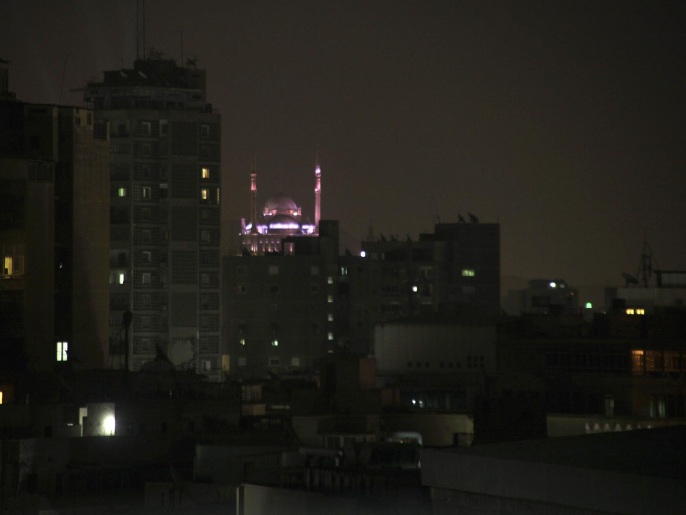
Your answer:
(83, 57), (223, 379)
(1, 61), (110, 373)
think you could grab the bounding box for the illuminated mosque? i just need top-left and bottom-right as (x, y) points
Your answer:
(240, 162), (322, 254)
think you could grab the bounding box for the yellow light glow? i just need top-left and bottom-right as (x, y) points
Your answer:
(103, 415), (115, 435)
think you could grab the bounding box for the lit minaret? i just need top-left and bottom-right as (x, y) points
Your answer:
(250, 162), (258, 235)
(314, 161), (321, 233)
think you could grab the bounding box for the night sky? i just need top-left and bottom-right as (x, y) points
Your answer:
(2, 0), (685, 307)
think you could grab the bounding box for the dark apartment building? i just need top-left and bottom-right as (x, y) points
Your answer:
(225, 221), (340, 378)
(345, 221), (500, 354)
(1, 63), (110, 375)
(83, 58), (223, 380)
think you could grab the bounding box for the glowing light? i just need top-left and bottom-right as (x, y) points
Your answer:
(271, 339), (279, 347)
(461, 269), (475, 277)
(585, 302), (593, 309)
(269, 223), (300, 229)
(103, 415), (115, 436)
(412, 285), (418, 292)
(360, 251), (366, 258)
(549, 281), (557, 288)
(626, 308), (635, 315)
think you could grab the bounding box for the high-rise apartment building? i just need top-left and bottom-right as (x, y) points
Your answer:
(1, 64), (110, 372)
(83, 58), (223, 380)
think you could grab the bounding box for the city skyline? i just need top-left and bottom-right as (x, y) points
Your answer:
(2, 0), (685, 307)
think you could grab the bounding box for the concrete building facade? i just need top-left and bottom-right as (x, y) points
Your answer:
(83, 58), (223, 379)
(1, 78), (110, 373)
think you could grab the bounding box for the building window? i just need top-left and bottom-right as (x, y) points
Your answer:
(201, 273), (209, 285)
(117, 187), (127, 197)
(200, 124), (210, 138)
(271, 339), (279, 347)
(142, 251), (152, 264)
(142, 208), (151, 221)
(56, 341), (68, 362)
(141, 272), (151, 284)
(291, 357), (300, 367)
(118, 272), (126, 285)
(142, 186), (151, 199)
(238, 284), (247, 294)
(462, 269), (475, 277)
(216, 188), (220, 204)
(269, 357), (280, 366)
(238, 357), (247, 367)
(142, 229), (151, 242)
(327, 295), (333, 303)
(327, 276), (334, 285)
(328, 332), (334, 341)
(142, 143), (151, 157)
(201, 230), (210, 243)
(340, 266), (348, 276)
(141, 121), (151, 135)
(268, 265), (279, 275)
(201, 167), (210, 179)
(240, 338), (246, 346)
(3, 256), (13, 275)
(328, 313), (334, 322)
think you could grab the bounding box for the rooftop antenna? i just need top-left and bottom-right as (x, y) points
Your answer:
(136, 0), (146, 60)
(637, 234), (657, 288)
(58, 54), (68, 104)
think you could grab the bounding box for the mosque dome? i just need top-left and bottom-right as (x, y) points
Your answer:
(264, 193), (300, 217)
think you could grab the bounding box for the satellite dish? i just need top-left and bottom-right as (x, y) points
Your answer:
(622, 272), (639, 286)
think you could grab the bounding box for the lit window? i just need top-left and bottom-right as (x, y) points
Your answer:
(201, 167), (210, 179)
(56, 341), (68, 361)
(585, 302), (593, 309)
(549, 281), (557, 288)
(412, 285), (418, 292)
(636, 308), (645, 315)
(0, 391), (3, 404)
(201, 188), (209, 201)
(327, 295), (333, 303)
(626, 308), (635, 315)
(328, 332), (334, 341)
(340, 266), (348, 276)
(117, 187), (127, 197)
(240, 338), (246, 346)
(141, 272), (151, 284)
(3, 256), (12, 275)
(271, 339), (279, 347)
(462, 269), (475, 277)
(118, 272), (126, 285)
(360, 251), (366, 257)
(216, 188), (220, 204)
(327, 276), (334, 285)
(328, 313), (334, 322)
(142, 186), (151, 199)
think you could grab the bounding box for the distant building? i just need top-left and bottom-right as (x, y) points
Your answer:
(502, 278), (579, 316)
(225, 220), (340, 378)
(1, 71), (110, 372)
(346, 221), (500, 354)
(240, 163), (322, 255)
(606, 270), (686, 314)
(83, 58), (223, 379)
